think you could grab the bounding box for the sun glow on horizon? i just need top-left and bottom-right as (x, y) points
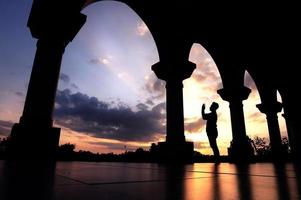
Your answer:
(58, 126), (161, 154)
(184, 43), (232, 155)
(0, 1), (289, 156)
(183, 44), (288, 155)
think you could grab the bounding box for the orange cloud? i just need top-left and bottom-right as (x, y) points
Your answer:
(185, 43), (289, 155)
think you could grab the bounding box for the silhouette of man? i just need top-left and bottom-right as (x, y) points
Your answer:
(202, 102), (220, 161)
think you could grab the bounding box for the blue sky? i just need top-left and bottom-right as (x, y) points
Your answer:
(0, 0), (35, 121)
(0, 0), (288, 154)
(0, 1), (159, 119)
(0, 1), (165, 153)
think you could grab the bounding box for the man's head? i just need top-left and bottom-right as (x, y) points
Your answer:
(210, 102), (219, 111)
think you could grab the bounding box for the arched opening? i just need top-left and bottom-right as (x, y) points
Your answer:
(276, 90), (289, 140)
(244, 71), (289, 153)
(184, 43), (231, 155)
(53, 1), (162, 154)
(243, 71), (269, 141)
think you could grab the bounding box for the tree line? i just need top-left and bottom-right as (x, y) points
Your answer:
(0, 136), (291, 162)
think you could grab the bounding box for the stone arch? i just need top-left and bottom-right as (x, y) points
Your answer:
(184, 43), (231, 155)
(193, 37), (246, 91)
(53, 1), (162, 152)
(276, 90), (292, 150)
(244, 69), (285, 155)
(9, 0), (167, 157)
(189, 38), (254, 159)
(82, 0), (167, 61)
(243, 70), (269, 139)
(10, 0), (200, 160)
(276, 90), (289, 135)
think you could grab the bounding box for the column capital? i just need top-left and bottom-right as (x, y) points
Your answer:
(28, 0), (87, 43)
(151, 60), (196, 81)
(217, 86), (251, 102)
(256, 101), (282, 114)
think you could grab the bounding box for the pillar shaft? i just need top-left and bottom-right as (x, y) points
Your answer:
(229, 100), (248, 143)
(282, 113), (295, 154)
(9, 0), (87, 158)
(266, 113), (282, 153)
(20, 39), (66, 127)
(257, 102), (283, 155)
(218, 87), (251, 143)
(9, 39), (66, 158)
(282, 112), (300, 159)
(218, 87), (254, 160)
(281, 95), (301, 160)
(152, 61), (195, 144)
(288, 120), (300, 156)
(166, 80), (185, 143)
(151, 61), (196, 161)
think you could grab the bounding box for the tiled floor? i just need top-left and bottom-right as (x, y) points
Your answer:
(0, 161), (300, 199)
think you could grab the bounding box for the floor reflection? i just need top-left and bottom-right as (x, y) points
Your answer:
(164, 164), (186, 200)
(235, 164), (253, 200)
(212, 164), (221, 200)
(1, 161), (301, 200)
(293, 163), (301, 199)
(273, 163), (291, 200)
(0, 161), (56, 200)
(188, 163), (301, 200)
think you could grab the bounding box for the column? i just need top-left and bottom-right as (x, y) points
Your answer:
(281, 93), (301, 161)
(9, 1), (87, 158)
(288, 118), (301, 160)
(165, 80), (185, 143)
(257, 102), (283, 156)
(282, 113), (295, 155)
(282, 111), (300, 160)
(152, 60), (196, 161)
(218, 86), (254, 160)
(20, 39), (66, 127)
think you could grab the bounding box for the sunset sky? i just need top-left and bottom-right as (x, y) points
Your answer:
(0, 1), (288, 155)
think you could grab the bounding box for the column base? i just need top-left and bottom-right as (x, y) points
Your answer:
(156, 141), (194, 163)
(7, 123), (60, 159)
(228, 137), (255, 162)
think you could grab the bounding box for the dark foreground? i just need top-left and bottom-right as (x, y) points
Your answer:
(1, 161), (300, 200)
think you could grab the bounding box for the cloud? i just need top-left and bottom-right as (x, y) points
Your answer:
(59, 73), (70, 83)
(87, 140), (129, 151)
(246, 112), (266, 123)
(71, 83), (79, 90)
(244, 72), (257, 90)
(14, 91), (24, 97)
(189, 44), (223, 90)
(101, 58), (110, 65)
(54, 89), (166, 142)
(87, 140), (148, 152)
(89, 56), (112, 66)
(194, 141), (211, 150)
(136, 103), (149, 111)
(89, 58), (100, 65)
(185, 117), (206, 133)
(144, 74), (165, 100)
(192, 67), (222, 88)
(136, 21), (149, 36)
(146, 99), (154, 106)
(0, 120), (14, 136)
